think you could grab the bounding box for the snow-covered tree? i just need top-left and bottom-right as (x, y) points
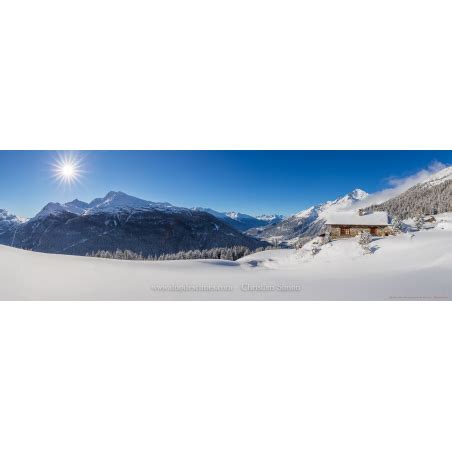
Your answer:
(414, 212), (425, 231)
(220, 248), (233, 260)
(295, 237), (310, 249)
(322, 231), (331, 245)
(391, 216), (403, 234)
(295, 238), (303, 249)
(358, 231), (372, 254)
(311, 242), (321, 256)
(271, 238), (281, 248)
(370, 179), (451, 219)
(87, 245), (273, 262)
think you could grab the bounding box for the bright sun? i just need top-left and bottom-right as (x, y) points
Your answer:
(61, 164), (75, 178)
(52, 154), (83, 185)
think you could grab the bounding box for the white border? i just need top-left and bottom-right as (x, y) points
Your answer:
(1, 300), (451, 451)
(1, 1), (452, 150)
(1, 1), (452, 449)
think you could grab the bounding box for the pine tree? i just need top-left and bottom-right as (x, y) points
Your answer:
(87, 245), (267, 262)
(358, 231), (372, 254)
(371, 179), (451, 219)
(391, 216), (403, 234)
(414, 212), (425, 231)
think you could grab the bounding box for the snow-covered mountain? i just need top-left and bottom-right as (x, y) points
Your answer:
(34, 191), (178, 220)
(0, 192), (265, 256)
(192, 207), (284, 232)
(249, 165), (452, 243)
(2, 162), (450, 255)
(371, 165), (452, 219)
(0, 209), (27, 225)
(255, 214), (285, 223)
(417, 165), (452, 188)
(225, 211), (254, 221)
(35, 202), (75, 219)
(0, 209), (27, 241)
(248, 189), (369, 243)
(84, 191), (175, 215)
(3, 190), (283, 239)
(64, 199), (90, 214)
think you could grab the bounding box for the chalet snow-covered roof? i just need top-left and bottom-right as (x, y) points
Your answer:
(326, 211), (389, 226)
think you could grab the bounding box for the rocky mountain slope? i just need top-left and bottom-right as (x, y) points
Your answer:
(0, 192), (265, 256)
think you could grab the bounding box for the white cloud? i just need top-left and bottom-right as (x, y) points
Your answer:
(351, 161), (448, 210)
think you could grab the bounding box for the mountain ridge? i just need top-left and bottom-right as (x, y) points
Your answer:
(27, 192), (283, 234)
(0, 206), (265, 256)
(191, 207), (284, 231)
(248, 188), (369, 244)
(1, 164), (450, 252)
(32, 191), (180, 220)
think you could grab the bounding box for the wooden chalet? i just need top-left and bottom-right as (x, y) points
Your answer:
(326, 211), (391, 239)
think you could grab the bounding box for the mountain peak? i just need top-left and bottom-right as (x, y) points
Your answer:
(84, 191), (175, 215)
(66, 199), (89, 207)
(348, 188), (368, 200)
(65, 199), (89, 214)
(225, 211), (255, 221)
(255, 214), (285, 222)
(104, 190), (124, 198)
(35, 202), (67, 219)
(29, 191), (177, 220)
(322, 188), (369, 210)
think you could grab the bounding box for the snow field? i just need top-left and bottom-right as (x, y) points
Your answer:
(1, 214), (450, 301)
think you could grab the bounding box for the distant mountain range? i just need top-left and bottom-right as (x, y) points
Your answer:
(192, 207), (284, 232)
(34, 191), (177, 219)
(1, 165), (450, 254)
(248, 189), (369, 244)
(0, 192), (266, 256)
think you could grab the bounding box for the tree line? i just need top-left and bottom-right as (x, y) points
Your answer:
(372, 179), (451, 219)
(86, 245), (278, 262)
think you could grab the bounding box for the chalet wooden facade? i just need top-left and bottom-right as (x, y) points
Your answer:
(326, 211), (391, 239)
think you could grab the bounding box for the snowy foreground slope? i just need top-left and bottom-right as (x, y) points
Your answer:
(1, 213), (451, 301)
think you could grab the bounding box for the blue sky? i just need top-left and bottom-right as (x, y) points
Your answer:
(1, 151), (451, 218)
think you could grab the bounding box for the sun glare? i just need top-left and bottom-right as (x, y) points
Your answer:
(52, 154), (83, 185)
(62, 164), (74, 178)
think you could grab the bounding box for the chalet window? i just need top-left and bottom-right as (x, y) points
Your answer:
(340, 227), (350, 236)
